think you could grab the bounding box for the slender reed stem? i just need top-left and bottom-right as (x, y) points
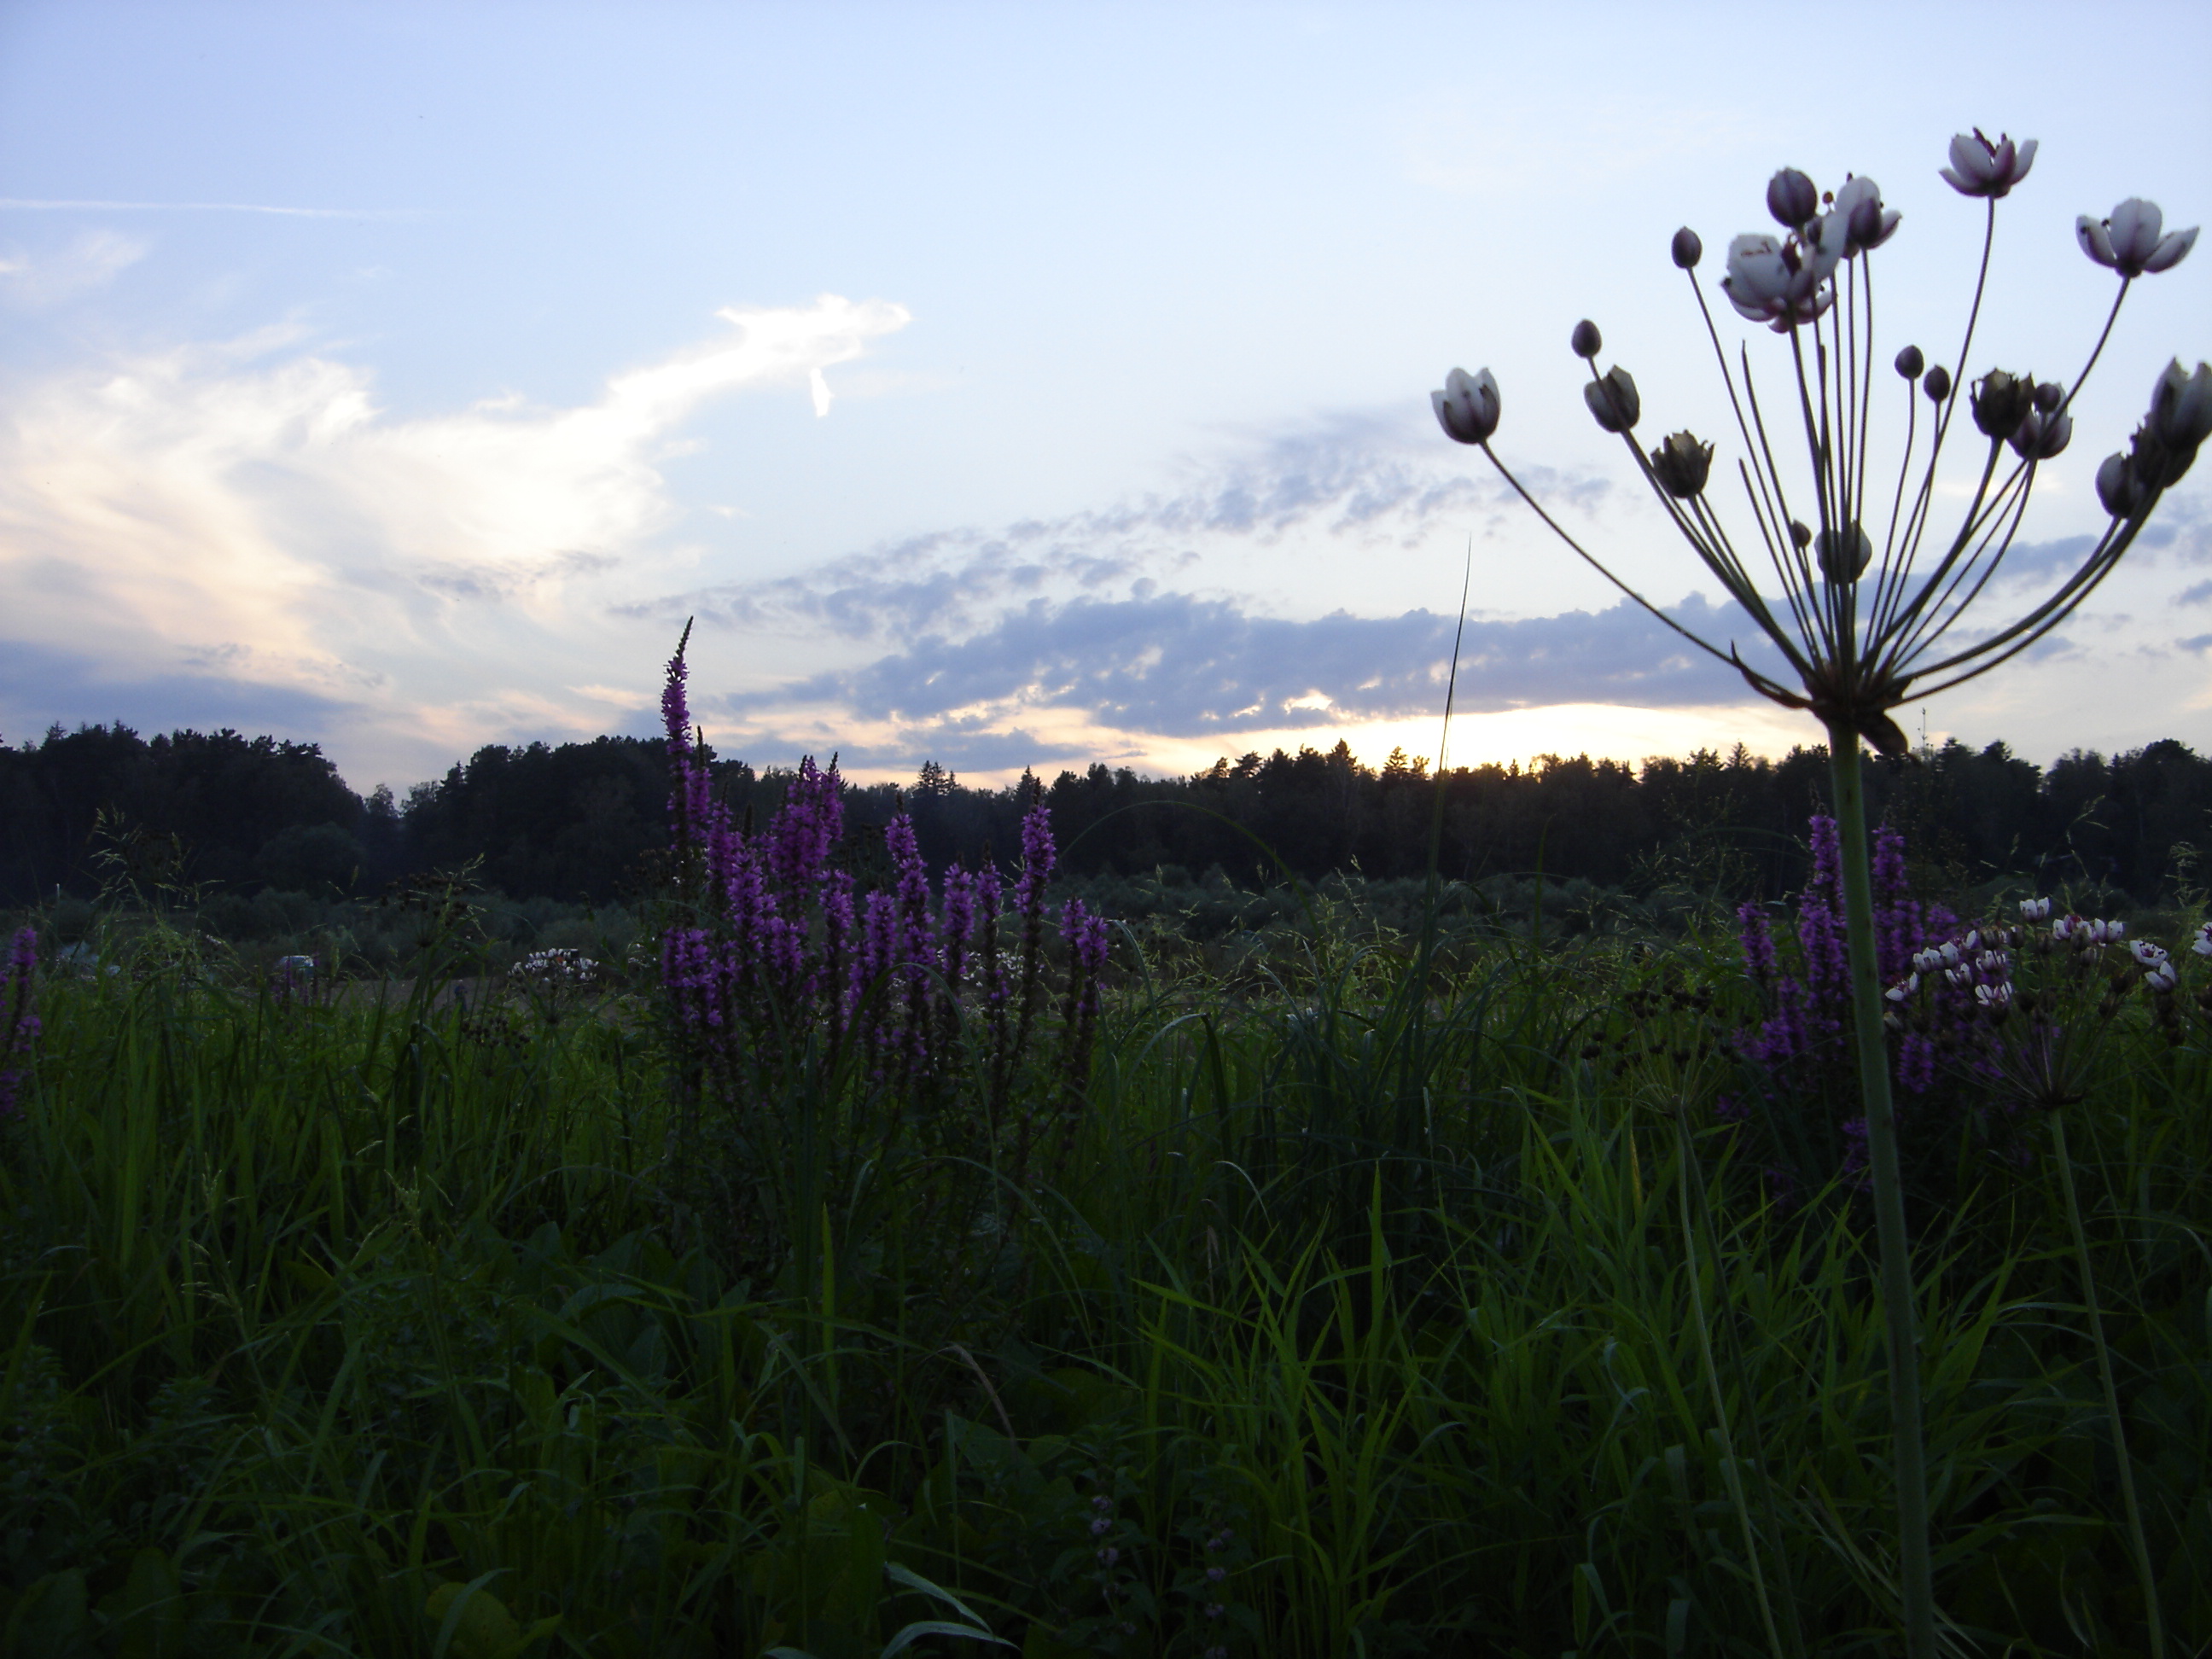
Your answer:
(2049, 1109), (2166, 1659)
(1825, 720), (1936, 1658)
(1674, 1121), (1792, 1659)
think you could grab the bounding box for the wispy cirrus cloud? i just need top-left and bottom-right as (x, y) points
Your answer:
(0, 228), (149, 306)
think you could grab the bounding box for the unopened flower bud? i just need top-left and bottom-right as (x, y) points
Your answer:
(1570, 319), (1603, 359)
(1649, 429), (1713, 498)
(1837, 175), (1899, 253)
(2034, 381), (2064, 413)
(1767, 167), (1818, 229)
(1970, 370), (2035, 440)
(2148, 359), (2212, 453)
(1895, 346), (1924, 380)
(2010, 406), (2073, 461)
(1816, 521), (1873, 584)
(1923, 365), (1951, 404)
(1431, 366), (1501, 445)
(1583, 365), (1639, 433)
(2096, 451), (2149, 518)
(1671, 226), (1702, 269)
(2019, 897), (2050, 921)
(2145, 960), (2179, 992)
(1789, 520), (1813, 550)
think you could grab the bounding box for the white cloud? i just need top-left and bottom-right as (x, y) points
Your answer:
(0, 294), (911, 777)
(0, 230), (149, 306)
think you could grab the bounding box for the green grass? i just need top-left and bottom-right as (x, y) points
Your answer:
(3, 907), (2209, 1656)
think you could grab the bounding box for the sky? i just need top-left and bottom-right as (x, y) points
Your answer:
(2, 1), (2209, 798)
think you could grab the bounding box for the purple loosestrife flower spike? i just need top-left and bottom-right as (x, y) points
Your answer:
(661, 622), (716, 843)
(1738, 901), (1778, 989)
(1012, 800), (1057, 923)
(940, 865), (977, 992)
(765, 756), (843, 892)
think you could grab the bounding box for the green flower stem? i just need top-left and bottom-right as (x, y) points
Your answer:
(2049, 1109), (2166, 1659)
(1825, 721), (1936, 1659)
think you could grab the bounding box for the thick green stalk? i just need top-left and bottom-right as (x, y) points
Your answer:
(1825, 724), (1935, 1658)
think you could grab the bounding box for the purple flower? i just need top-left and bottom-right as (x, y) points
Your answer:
(765, 756), (843, 893)
(1737, 901), (1778, 988)
(1011, 800), (1057, 923)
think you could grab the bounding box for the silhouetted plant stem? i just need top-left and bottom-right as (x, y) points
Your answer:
(2050, 1109), (2166, 1659)
(1826, 719), (1935, 1658)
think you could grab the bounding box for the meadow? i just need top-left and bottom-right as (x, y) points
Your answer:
(2, 803), (2209, 1659)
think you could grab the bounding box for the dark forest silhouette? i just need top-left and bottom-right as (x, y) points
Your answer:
(4, 723), (2209, 909)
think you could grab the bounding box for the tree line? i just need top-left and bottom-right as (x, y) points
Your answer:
(3, 721), (2209, 910)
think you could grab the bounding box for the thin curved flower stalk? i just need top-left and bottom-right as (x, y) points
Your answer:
(1432, 130), (2202, 1659)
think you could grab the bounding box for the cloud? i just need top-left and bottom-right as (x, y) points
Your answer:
(718, 590), (1774, 741)
(0, 294), (911, 777)
(0, 229), (148, 306)
(630, 408), (1602, 643)
(0, 636), (358, 750)
(2177, 579), (2212, 607)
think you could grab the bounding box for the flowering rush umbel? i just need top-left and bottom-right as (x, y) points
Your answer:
(1883, 901), (2209, 1109)
(1431, 128), (2202, 1659)
(655, 624), (1108, 1118)
(0, 928), (38, 1120)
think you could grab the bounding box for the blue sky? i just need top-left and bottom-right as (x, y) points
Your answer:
(2, 2), (2208, 795)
